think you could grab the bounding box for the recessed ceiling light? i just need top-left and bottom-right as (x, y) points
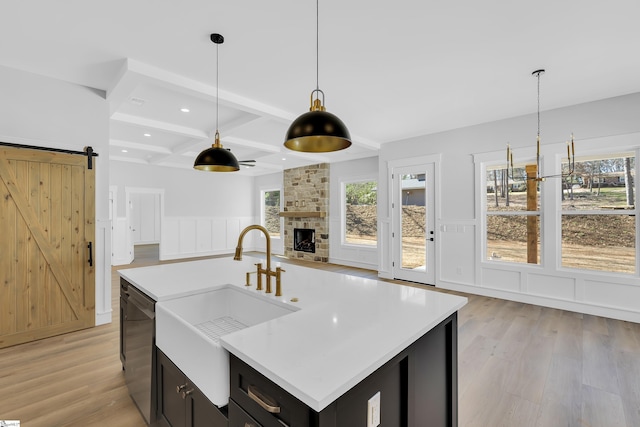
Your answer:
(282, 157), (286, 161)
(130, 97), (145, 106)
(121, 149), (128, 153)
(143, 133), (151, 137)
(180, 108), (190, 113)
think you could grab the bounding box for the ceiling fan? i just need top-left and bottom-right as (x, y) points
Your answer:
(238, 159), (255, 167)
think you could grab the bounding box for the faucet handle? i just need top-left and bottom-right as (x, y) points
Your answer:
(275, 267), (285, 297)
(245, 271), (256, 286)
(255, 263), (263, 290)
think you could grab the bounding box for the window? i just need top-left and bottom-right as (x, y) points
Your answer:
(485, 165), (540, 264)
(343, 180), (377, 246)
(262, 189), (281, 238)
(561, 153), (636, 273)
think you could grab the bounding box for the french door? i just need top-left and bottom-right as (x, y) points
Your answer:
(392, 163), (435, 284)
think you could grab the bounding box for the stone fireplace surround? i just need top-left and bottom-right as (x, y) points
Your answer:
(281, 163), (329, 262)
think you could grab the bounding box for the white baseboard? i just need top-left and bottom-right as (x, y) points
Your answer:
(437, 280), (640, 323)
(95, 309), (112, 326)
(329, 257), (377, 271)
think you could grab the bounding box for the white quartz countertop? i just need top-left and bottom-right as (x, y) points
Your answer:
(118, 256), (467, 412)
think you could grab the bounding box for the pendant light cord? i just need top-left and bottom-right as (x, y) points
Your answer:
(537, 72), (541, 138)
(316, 0), (319, 91)
(216, 41), (219, 134)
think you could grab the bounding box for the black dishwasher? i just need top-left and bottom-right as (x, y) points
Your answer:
(121, 278), (156, 425)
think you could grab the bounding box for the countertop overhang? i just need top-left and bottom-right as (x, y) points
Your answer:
(118, 256), (467, 412)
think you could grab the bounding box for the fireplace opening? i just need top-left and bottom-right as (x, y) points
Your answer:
(294, 228), (315, 253)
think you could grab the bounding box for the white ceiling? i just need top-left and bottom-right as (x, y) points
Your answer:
(2, 0), (640, 175)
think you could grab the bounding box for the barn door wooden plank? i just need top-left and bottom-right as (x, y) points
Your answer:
(0, 176), (17, 335)
(48, 163), (63, 326)
(0, 156), (82, 316)
(83, 160), (95, 313)
(14, 160), (32, 331)
(38, 163), (51, 328)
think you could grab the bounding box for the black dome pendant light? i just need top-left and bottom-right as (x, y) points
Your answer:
(284, 0), (351, 153)
(194, 33), (240, 172)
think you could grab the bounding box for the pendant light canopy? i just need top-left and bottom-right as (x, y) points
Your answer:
(194, 33), (240, 172)
(284, 0), (351, 153)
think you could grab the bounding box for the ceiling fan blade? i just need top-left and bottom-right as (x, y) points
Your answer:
(238, 159), (256, 167)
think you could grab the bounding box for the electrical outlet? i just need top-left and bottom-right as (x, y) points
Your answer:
(367, 391), (381, 427)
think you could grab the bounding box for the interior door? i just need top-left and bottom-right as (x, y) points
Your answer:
(130, 192), (160, 245)
(392, 164), (435, 284)
(0, 146), (95, 348)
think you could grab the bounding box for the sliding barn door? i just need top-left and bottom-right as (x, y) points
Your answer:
(0, 146), (95, 348)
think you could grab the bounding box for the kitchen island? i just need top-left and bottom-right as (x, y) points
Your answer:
(119, 255), (467, 427)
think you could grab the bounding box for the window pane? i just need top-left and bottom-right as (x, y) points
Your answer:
(401, 189), (425, 268)
(486, 167), (539, 212)
(561, 156), (635, 210)
(264, 190), (280, 237)
(561, 214), (635, 273)
(486, 215), (540, 264)
(345, 181), (377, 246)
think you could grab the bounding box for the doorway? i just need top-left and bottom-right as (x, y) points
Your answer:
(125, 187), (164, 263)
(391, 161), (436, 284)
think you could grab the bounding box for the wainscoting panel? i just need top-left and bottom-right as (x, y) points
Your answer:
(112, 217), (132, 266)
(95, 219), (112, 325)
(195, 219), (213, 253)
(439, 222), (476, 286)
(528, 273), (576, 301)
(584, 279), (640, 312)
(178, 220), (197, 255)
(481, 267), (522, 293)
(160, 216), (255, 261)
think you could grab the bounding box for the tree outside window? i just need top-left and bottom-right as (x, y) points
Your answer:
(263, 190), (281, 237)
(485, 166), (540, 264)
(344, 181), (377, 246)
(561, 154), (635, 273)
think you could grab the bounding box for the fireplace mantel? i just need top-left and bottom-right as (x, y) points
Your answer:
(279, 211), (326, 218)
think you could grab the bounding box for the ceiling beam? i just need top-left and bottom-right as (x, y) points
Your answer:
(111, 112), (209, 139)
(110, 139), (172, 154)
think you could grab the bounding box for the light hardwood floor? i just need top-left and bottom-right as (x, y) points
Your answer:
(1, 245), (639, 426)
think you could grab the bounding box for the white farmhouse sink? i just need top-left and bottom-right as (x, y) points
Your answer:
(156, 285), (299, 406)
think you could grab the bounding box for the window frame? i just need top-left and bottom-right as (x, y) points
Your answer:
(558, 150), (638, 275)
(476, 143), (640, 277)
(260, 187), (282, 239)
(482, 162), (543, 266)
(340, 177), (378, 248)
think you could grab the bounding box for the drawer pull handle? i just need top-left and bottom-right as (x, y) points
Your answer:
(248, 384), (281, 414)
(244, 423), (257, 427)
(181, 389), (194, 399)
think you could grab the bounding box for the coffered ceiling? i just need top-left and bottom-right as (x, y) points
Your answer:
(2, 0), (639, 175)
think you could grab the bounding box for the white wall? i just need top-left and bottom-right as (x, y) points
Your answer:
(109, 161), (257, 261)
(379, 92), (640, 322)
(0, 65), (111, 325)
(329, 156), (379, 269)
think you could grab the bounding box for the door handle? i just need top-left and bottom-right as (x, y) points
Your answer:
(87, 242), (93, 267)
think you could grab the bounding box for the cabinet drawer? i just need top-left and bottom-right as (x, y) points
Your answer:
(229, 399), (262, 427)
(229, 355), (313, 427)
